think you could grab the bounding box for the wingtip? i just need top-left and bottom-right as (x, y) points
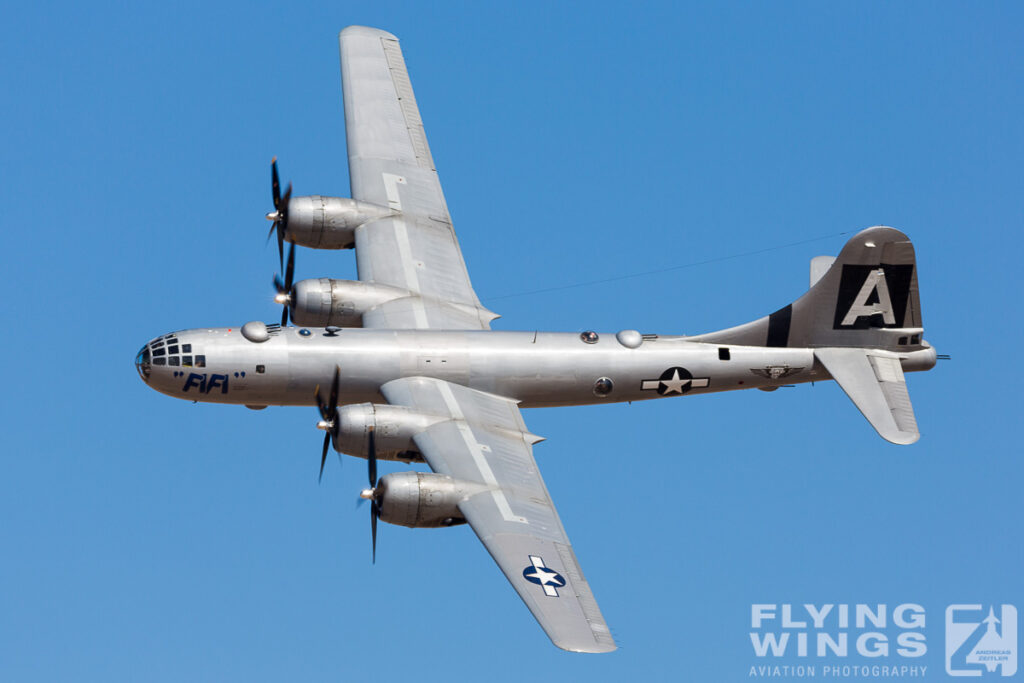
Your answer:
(555, 640), (618, 654)
(883, 430), (921, 445)
(339, 25), (399, 42)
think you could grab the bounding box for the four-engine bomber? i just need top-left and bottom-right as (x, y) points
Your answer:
(135, 26), (939, 653)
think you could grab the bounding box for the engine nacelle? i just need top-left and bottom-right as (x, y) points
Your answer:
(334, 403), (446, 463)
(376, 471), (470, 528)
(286, 196), (392, 250)
(290, 279), (410, 327)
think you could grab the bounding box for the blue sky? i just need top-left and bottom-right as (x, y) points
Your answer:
(2, 2), (1022, 681)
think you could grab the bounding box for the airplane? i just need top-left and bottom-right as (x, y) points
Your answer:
(134, 25), (938, 653)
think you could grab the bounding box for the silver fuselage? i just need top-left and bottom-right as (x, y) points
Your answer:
(135, 326), (936, 409)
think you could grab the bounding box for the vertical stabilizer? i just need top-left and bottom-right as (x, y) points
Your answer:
(692, 226), (924, 351)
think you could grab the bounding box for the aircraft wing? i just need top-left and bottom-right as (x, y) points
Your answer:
(339, 26), (497, 330)
(380, 376), (617, 653)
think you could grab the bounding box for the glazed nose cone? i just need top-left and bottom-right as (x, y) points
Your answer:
(135, 344), (152, 383)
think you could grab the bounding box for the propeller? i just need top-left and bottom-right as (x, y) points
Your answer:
(314, 366), (341, 482)
(358, 427), (381, 563)
(266, 158), (293, 272)
(272, 241), (296, 327)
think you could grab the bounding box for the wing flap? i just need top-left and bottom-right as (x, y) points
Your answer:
(816, 347), (920, 444)
(354, 218), (486, 312)
(362, 296), (497, 331)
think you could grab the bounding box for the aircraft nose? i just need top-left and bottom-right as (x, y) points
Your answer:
(135, 331), (204, 389)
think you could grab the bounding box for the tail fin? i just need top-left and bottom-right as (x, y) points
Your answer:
(692, 226), (936, 444)
(692, 226), (924, 350)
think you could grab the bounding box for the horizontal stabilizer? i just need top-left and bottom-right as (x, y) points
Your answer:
(815, 348), (919, 444)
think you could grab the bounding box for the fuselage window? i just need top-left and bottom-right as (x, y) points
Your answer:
(195, 355), (206, 367)
(182, 344), (192, 353)
(168, 345), (179, 355)
(153, 347), (166, 357)
(169, 356), (180, 366)
(153, 357), (166, 366)
(256, 364), (265, 374)
(182, 356), (193, 367)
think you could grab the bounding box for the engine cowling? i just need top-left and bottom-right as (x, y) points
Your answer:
(290, 279), (410, 327)
(333, 403), (445, 463)
(376, 471), (469, 528)
(286, 196), (391, 250)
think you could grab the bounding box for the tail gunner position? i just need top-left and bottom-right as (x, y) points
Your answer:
(134, 27), (938, 654)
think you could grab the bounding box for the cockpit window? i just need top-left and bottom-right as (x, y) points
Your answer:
(137, 335), (201, 373)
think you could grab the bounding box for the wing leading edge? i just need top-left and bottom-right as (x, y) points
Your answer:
(380, 377), (617, 653)
(338, 27), (496, 330)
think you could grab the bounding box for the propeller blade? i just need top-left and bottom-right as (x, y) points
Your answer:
(371, 501), (379, 564)
(314, 383), (326, 420)
(272, 242), (296, 327)
(277, 183), (291, 270)
(275, 220), (284, 273)
(271, 157), (281, 208)
(367, 427), (377, 488)
(313, 368), (343, 481)
(328, 366), (339, 415)
(320, 432), (330, 482)
(284, 241), (295, 292)
(268, 160), (290, 271)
